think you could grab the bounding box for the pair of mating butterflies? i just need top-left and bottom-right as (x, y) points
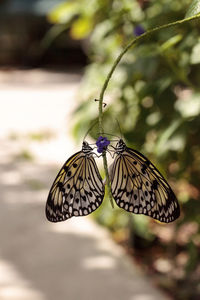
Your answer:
(46, 138), (180, 223)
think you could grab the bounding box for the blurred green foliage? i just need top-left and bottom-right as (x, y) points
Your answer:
(48, 0), (200, 298)
(186, 0), (200, 17)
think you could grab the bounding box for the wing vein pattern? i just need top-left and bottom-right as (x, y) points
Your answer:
(110, 143), (180, 223)
(46, 150), (104, 222)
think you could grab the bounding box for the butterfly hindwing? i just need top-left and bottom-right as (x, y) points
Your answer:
(46, 146), (105, 222)
(110, 140), (180, 223)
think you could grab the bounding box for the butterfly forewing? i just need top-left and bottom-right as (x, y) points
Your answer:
(110, 140), (180, 223)
(46, 143), (105, 222)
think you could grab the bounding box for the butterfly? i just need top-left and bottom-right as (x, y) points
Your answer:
(46, 141), (105, 222)
(109, 139), (180, 223)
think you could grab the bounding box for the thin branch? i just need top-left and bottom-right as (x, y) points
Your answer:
(98, 13), (200, 208)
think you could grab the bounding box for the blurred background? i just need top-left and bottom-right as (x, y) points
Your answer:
(0, 0), (200, 299)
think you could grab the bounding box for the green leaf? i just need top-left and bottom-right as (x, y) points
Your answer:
(132, 215), (154, 240)
(70, 17), (93, 39)
(175, 93), (200, 118)
(159, 34), (183, 52)
(155, 119), (184, 156)
(48, 2), (79, 24)
(190, 39), (200, 64)
(185, 0), (200, 18)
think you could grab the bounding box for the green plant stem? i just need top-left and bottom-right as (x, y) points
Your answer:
(98, 13), (200, 208)
(103, 151), (114, 208)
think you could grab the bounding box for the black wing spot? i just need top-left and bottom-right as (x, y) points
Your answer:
(133, 161), (137, 165)
(134, 194), (137, 200)
(152, 179), (158, 190)
(70, 194), (73, 199)
(67, 171), (72, 177)
(67, 184), (71, 189)
(145, 191), (148, 197)
(78, 176), (83, 181)
(141, 164), (147, 174)
(64, 166), (69, 172)
(132, 173), (136, 179)
(57, 182), (65, 192)
(82, 195), (86, 201)
(74, 185), (79, 191)
(75, 198), (79, 203)
(73, 163), (77, 168)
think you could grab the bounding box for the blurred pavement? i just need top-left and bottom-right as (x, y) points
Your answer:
(0, 69), (169, 300)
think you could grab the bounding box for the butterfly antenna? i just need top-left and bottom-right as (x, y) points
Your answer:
(115, 118), (123, 139)
(97, 132), (120, 139)
(84, 120), (98, 141)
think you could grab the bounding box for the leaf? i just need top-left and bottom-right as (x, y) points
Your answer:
(175, 93), (200, 118)
(70, 17), (93, 39)
(185, 0), (200, 18)
(48, 2), (79, 24)
(132, 215), (154, 240)
(159, 34), (183, 52)
(155, 119), (184, 156)
(190, 39), (200, 64)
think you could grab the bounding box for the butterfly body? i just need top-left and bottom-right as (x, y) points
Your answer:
(46, 141), (105, 222)
(110, 139), (180, 223)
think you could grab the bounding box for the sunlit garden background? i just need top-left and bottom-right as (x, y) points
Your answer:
(48, 0), (200, 298)
(0, 0), (200, 299)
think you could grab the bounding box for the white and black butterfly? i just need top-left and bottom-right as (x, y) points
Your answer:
(46, 137), (180, 223)
(46, 141), (104, 222)
(109, 139), (180, 223)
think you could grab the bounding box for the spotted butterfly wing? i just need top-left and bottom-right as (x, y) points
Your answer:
(46, 141), (104, 222)
(110, 139), (180, 223)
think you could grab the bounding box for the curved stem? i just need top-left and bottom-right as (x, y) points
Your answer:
(99, 13), (200, 107)
(98, 13), (200, 208)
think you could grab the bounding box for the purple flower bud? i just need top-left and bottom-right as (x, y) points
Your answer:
(96, 136), (110, 153)
(134, 25), (145, 36)
(97, 146), (104, 153)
